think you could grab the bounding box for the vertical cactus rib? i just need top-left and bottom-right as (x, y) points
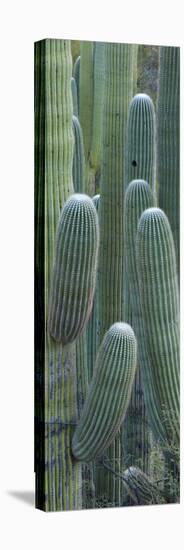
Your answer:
(90, 42), (105, 175)
(35, 39), (82, 511)
(48, 194), (100, 344)
(72, 323), (137, 462)
(157, 46), (180, 275)
(125, 93), (156, 192)
(86, 194), (100, 382)
(72, 115), (85, 192)
(124, 180), (167, 445)
(79, 42), (94, 166)
(73, 55), (80, 108)
(71, 77), (78, 116)
(136, 207), (180, 449)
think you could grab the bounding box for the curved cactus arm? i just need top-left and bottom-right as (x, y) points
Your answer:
(125, 93), (156, 193)
(122, 466), (165, 505)
(72, 115), (85, 192)
(48, 193), (99, 344)
(136, 207), (180, 449)
(124, 180), (167, 444)
(71, 77), (78, 116)
(72, 323), (137, 462)
(157, 46), (180, 274)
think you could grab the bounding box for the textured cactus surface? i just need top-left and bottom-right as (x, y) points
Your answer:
(98, 42), (138, 504)
(73, 55), (80, 108)
(79, 43), (94, 167)
(72, 323), (137, 462)
(72, 115), (85, 192)
(35, 39), (82, 511)
(125, 93), (156, 192)
(136, 208), (180, 449)
(90, 42), (105, 174)
(71, 76), (78, 116)
(124, 180), (167, 446)
(86, 194), (100, 382)
(48, 193), (99, 344)
(157, 47), (180, 275)
(123, 466), (164, 505)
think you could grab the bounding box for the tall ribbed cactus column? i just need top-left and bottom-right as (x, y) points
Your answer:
(123, 94), (156, 476)
(125, 93), (156, 191)
(89, 42), (105, 183)
(79, 41), (94, 195)
(72, 115), (85, 192)
(157, 46), (180, 276)
(124, 181), (167, 447)
(35, 39), (82, 511)
(136, 208), (180, 452)
(98, 43), (138, 505)
(86, 194), (100, 382)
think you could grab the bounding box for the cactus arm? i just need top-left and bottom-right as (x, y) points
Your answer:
(72, 115), (85, 192)
(71, 76), (78, 116)
(136, 207), (180, 449)
(72, 323), (137, 462)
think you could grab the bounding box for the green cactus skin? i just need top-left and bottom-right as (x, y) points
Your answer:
(123, 466), (164, 505)
(157, 47), (180, 276)
(123, 94), (156, 478)
(90, 42), (105, 175)
(136, 208), (180, 450)
(71, 76), (78, 116)
(124, 180), (167, 447)
(79, 42), (94, 165)
(48, 193), (99, 345)
(125, 93), (156, 192)
(97, 43), (138, 504)
(72, 115), (85, 192)
(35, 39), (82, 511)
(73, 55), (80, 108)
(72, 323), (137, 462)
(86, 194), (100, 382)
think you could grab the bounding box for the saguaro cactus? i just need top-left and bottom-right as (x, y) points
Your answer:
(48, 193), (99, 344)
(136, 208), (180, 450)
(97, 42), (138, 504)
(35, 39), (81, 511)
(73, 55), (80, 105)
(89, 42), (105, 178)
(124, 180), (167, 445)
(72, 115), (85, 192)
(72, 323), (137, 462)
(157, 46), (180, 275)
(125, 93), (156, 192)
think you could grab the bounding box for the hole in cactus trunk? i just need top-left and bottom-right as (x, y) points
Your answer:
(132, 160), (137, 167)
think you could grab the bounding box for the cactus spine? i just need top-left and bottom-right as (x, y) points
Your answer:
(157, 46), (180, 275)
(48, 194), (99, 344)
(72, 323), (137, 462)
(72, 115), (85, 192)
(136, 208), (180, 450)
(35, 39), (82, 511)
